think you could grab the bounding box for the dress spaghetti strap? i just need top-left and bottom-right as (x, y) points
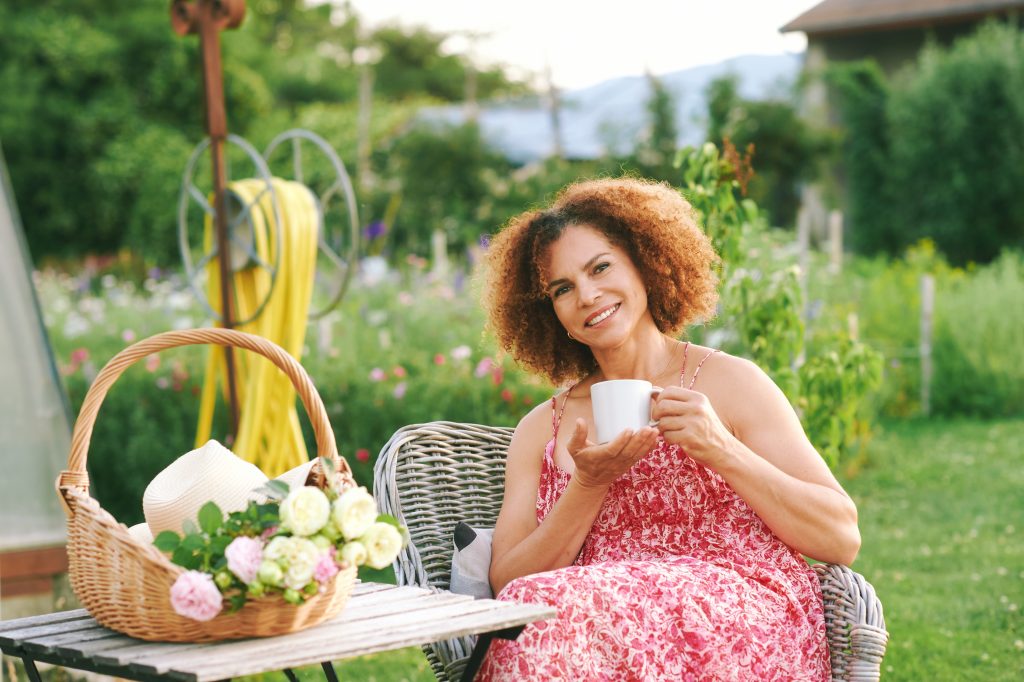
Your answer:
(551, 381), (580, 439)
(678, 342), (720, 389)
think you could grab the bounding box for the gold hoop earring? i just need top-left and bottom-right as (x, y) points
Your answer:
(567, 331), (576, 341)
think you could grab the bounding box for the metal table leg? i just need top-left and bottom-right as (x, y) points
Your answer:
(21, 657), (44, 682)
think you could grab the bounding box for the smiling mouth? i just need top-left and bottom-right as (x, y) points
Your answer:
(585, 303), (620, 327)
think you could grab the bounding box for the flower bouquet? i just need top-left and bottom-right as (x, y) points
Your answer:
(155, 457), (407, 622)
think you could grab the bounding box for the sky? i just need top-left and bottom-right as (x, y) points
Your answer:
(340, 0), (823, 90)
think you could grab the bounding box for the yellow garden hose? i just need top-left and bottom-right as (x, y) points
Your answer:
(194, 178), (319, 476)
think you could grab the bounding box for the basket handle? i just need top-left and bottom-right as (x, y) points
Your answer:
(56, 327), (352, 517)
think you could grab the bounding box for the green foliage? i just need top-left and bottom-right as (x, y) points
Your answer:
(808, 240), (1023, 420)
(703, 74), (829, 228)
(725, 264), (805, 399)
(932, 251), (1024, 416)
(889, 23), (1024, 263)
(826, 60), (893, 254)
(797, 336), (884, 467)
(383, 122), (512, 254)
(677, 142), (883, 467)
(829, 22), (1024, 263)
(676, 141), (756, 268)
(370, 25), (526, 103)
(0, 0), (527, 266)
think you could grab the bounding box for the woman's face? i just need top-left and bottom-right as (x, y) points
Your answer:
(542, 224), (650, 349)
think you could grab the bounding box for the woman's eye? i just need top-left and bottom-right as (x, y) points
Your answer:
(594, 262), (610, 274)
(553, 285), (571, 298)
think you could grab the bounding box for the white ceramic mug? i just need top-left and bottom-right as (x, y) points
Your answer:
(590, 379), (662, 444)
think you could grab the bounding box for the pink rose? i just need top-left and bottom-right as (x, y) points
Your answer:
(225, 536), (263, 585)
(314, 548), (340, 591)
(170, 570), (223, 622)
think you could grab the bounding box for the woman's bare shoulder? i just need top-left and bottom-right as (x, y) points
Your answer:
(684, 345), (764, 382)
(508, 397), (557, 460)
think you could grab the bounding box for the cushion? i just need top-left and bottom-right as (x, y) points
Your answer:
(450, 522), (495, 599)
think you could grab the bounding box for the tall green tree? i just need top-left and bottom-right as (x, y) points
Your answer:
(633, 73), (679, 182)
(0, 0), (528, 264)
(827, 61), (893, 255)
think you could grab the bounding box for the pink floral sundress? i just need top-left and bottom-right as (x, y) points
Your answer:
(476, 347), (830, 681)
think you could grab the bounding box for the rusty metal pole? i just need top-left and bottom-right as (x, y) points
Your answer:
(171, 0), (246, 440)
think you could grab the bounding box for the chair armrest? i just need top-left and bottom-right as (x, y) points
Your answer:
(814, 563), (888, 681)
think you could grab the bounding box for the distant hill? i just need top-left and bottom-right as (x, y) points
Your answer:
(422, 53), (803, 163)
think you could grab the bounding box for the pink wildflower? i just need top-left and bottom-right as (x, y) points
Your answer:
(491, 366), (504, 386)
(450, 345), (471, 361)
(169, 570), (223, 622)
(474, 357), (493, 378)
(145, 354), (160, 372)
(355, 448), (371, 463)
(121, 329), (136, 343)
(224, 536), (263, 585)
(70, 348), (89, 364)
(369, 367), (386, 382)
(433, 353), (446, 366)
(393, 381), (407, 399)
(392, 365), (407, 379)
(501, 389), (513, 403)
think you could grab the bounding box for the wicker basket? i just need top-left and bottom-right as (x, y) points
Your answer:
(55, 328), (358, 642)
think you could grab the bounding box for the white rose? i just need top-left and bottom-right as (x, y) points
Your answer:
(278, 536), (322, 590)
(339, 541), (368, 567)
(331, 486), (377, 541)
(360, 522), (404, 570)
(263, 536), (289, 562)
(279, 486), (331, 537)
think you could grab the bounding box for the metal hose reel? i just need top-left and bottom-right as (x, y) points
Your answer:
(177, 129), (359, 324)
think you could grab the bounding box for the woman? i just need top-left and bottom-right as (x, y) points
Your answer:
(476, 177), (860, 680)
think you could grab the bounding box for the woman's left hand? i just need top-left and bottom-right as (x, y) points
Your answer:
(651, 386), (735, 468)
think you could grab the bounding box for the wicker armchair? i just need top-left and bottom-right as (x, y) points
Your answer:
(373, 421), (888, 681)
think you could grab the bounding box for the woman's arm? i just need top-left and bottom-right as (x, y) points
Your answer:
(653, 355), (861, 565)
(489, 404), (658, 594)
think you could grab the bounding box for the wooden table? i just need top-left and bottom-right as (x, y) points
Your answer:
(0, 581), (554, 682)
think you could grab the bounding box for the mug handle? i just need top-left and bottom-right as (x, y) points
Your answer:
(648, 386), (663, 427)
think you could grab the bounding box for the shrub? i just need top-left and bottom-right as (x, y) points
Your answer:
(830, 21), (1024, 263)
(932, 251), (1024, 415)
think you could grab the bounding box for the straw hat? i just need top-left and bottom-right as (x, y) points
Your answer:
(127, 440), (318, 543)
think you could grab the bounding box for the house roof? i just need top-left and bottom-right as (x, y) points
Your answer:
(782, 0), (1024, 36)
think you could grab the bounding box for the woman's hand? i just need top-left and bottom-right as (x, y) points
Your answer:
(565, 418), (659, 489)
(652, 386), (735, 468)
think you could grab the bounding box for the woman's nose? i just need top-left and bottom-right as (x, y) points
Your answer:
(577, 281), (601, 306)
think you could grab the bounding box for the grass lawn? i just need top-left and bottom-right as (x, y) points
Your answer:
(842, 417), (1023, 680)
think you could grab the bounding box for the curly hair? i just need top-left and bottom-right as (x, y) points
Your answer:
(482, 177), (719, 386)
